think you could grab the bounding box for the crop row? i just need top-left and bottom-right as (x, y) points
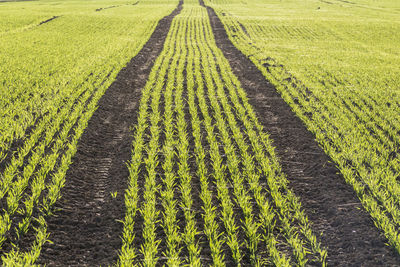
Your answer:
(119, 2), (326, 266)
(0, 0), (178, 264)
(205, 0), (400, 253)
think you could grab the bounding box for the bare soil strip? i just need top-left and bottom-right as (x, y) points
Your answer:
(95, 6), (119, 12)
(95, 1), (139, 12)
(204, 2), (400, 266)
(37, 1), (183, 266)
(38, 16), (60, 26)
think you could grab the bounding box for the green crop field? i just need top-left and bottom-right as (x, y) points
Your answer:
(118, 3), (326, 265)
(0, 0), (399, 265)
(206, 0), (400, 253)
(0, 0), (176, 264)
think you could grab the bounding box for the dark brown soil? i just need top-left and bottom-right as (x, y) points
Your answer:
(37, 1), (182, 266)
(95, 1), (139, 12)
(95, 6), (119, 12)
(38, 16), (60, 26)
(204, 2), (400, 266)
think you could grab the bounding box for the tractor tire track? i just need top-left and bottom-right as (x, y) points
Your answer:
(38, 16), (60, 26)
(37, 1), (183, 266)
(203, 1), (400, 266)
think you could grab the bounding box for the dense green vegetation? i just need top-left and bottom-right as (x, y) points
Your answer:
(119, 1), (326, 265)
(2, 0), (400, 264)
(0, 0), (177, 264)
(205, 0), (400, 252)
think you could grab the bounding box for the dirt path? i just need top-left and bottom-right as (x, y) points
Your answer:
(203, 2), (400, 266)
(37, 1), (183, 265)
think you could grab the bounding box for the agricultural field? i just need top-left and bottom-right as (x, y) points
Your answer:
(0, 0), (177, 264)
(206, 0), (400, 259)
(0, 0), (399, 265)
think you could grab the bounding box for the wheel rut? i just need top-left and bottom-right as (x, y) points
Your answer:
(37, 1), (183, 266)
(38, 16), (60, 26)
(203, 1), (400, 266)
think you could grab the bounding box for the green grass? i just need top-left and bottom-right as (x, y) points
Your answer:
(205, 0), (400, 253)
(0, 0), (177, 264)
